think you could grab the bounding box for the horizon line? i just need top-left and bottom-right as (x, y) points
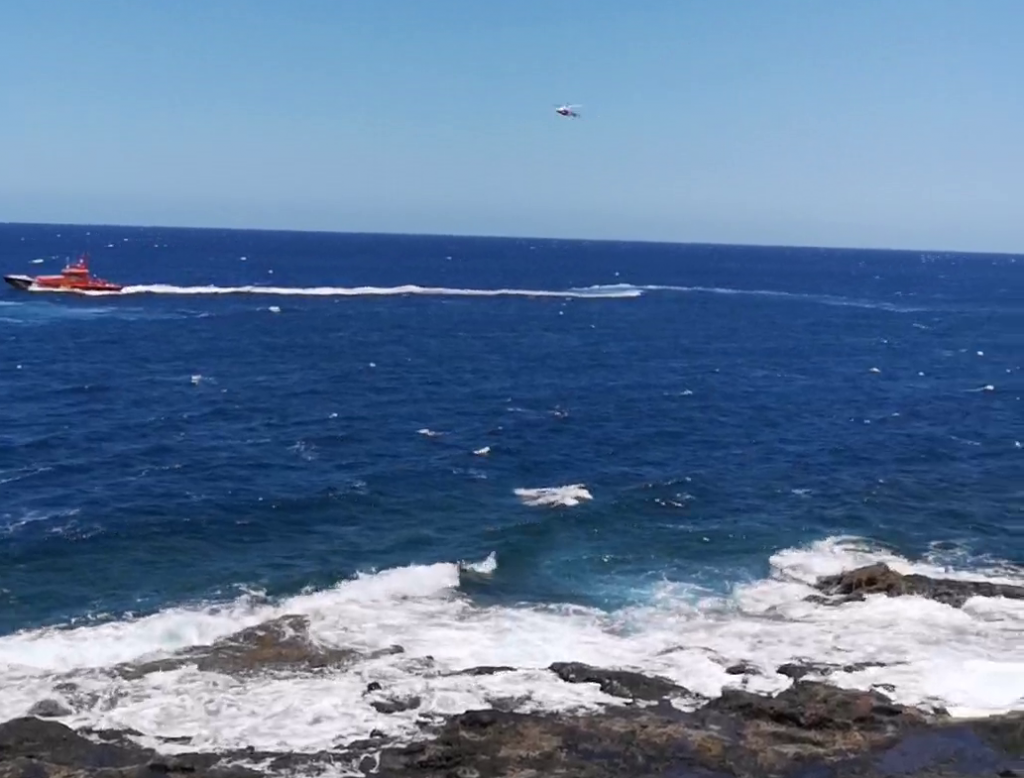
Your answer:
(1, 219), (1019, 260)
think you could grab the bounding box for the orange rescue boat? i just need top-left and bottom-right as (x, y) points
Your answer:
(4, 253), (123, 293)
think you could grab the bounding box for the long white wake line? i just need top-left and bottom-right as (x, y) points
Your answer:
(77, 283), (643, 300)
(30, 281), (922, 310)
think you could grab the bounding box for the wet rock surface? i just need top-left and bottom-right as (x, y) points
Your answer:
(371, 690), (1023, 778)
(450, 665), (516, 677)
(0, 717), (259, 778)
(775, 659), (894, 681)
(548, 660), (694, 702)
(371, 695), (423, 715)
(24, 701), (71, 719)
(115, 614), (403, 678)
(810, 562), (1024, 608)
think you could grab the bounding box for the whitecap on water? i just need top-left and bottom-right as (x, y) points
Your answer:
(514, 485), (593, 507)
(459, 551), (497, 575)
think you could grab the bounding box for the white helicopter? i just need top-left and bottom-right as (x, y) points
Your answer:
(554, 103), (581, 119)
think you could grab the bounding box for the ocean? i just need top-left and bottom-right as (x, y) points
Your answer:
(1, 223), (1022, 754)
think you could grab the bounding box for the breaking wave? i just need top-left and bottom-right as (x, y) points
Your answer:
(0, 536), (1021, 755)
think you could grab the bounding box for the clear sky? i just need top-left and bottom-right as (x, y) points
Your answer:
(2, 0), (1022, 252)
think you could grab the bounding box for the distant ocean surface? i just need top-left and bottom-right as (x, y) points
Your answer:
(1, 223), (1022, 752)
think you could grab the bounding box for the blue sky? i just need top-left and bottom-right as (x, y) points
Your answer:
(1, 0), (1022, 252)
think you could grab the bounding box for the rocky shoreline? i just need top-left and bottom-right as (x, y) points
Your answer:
(2, 563), (1022, 778)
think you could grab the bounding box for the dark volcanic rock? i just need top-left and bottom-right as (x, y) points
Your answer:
(370, 696), (422, 715)
(79, 727), (144, 746)
(724, 662), (755, 676)
(117, 615), (403, 678)
(776, 660), (891, 681)
(0, 717), (146, 770)
(374, 707), (712, 777)
(812, 562), (1024, 608)
(0, 718), (260, 778)
(548, 661), (691, 701)
(452, 666), (516, 677)
(704, 681), (930, 733)
(370, 690), (1023, 778)
(24, 701), (70, 719)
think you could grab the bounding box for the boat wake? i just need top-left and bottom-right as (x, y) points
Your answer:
(16, 279), (931, 311)
(101, 284), (644, 299)
(577, 284), (925, 312)
(64, 282), (925, 311)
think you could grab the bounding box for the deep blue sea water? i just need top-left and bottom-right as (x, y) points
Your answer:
(1, 223), (1022, 751)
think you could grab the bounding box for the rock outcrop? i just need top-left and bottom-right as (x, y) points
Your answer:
(116, 614), (404, 679)
(548, 660), (694, 702)
(810, 562), (1024, 608)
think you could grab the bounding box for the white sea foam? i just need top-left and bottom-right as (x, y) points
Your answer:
(460, 551), (497, 575)
(0, 537), (1021, 756)
(514, 485), (593, 507)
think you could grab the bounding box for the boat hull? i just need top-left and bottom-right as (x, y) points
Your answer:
(4, 275), (123, 293)
(3, 274), (34, 291)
